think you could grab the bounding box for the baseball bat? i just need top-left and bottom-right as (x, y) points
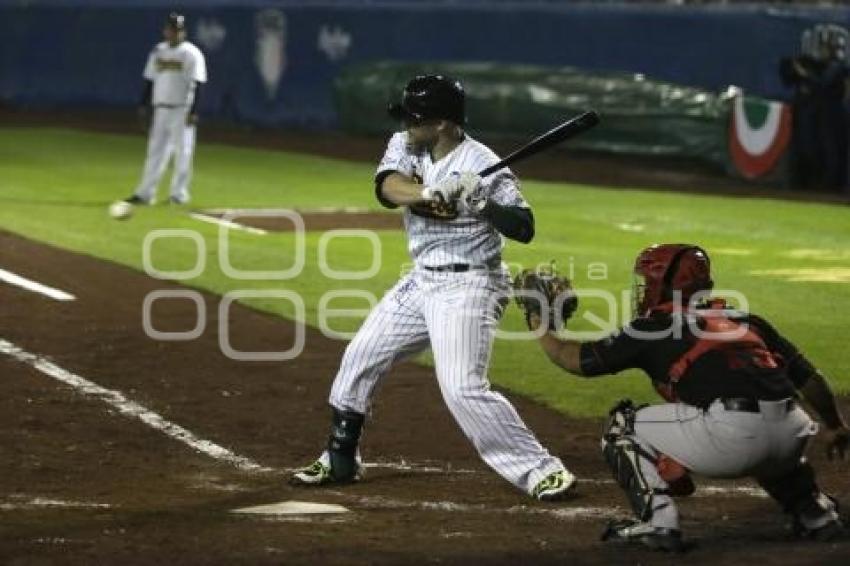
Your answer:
(477, 110), (600, 177)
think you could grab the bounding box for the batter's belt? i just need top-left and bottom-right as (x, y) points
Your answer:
(421, 258), (501, 273)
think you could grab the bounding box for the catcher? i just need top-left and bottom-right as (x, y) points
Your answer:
(513, 244), (848, 551)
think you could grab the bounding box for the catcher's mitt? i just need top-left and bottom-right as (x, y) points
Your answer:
(512, 261), (578, 331)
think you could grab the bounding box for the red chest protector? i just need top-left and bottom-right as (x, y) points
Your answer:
(653, 300), (781, 402)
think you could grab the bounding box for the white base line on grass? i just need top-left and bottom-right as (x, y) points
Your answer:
(0, 338), (272, 473)
(201, 207), (371, 216)
(188, 213), (268, 235)
(0, 268), (75, 301)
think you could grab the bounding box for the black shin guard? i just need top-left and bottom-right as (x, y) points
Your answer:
(327, 408), (365, 482)
(757, 458), (839, 533)
(758, 458), (819, 514)
(602, 400), (655, 521)
(603, 436), (655, 521)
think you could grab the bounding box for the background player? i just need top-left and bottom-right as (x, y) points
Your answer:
(125, 12), (207, 206)
(515, 244), (848, 550)
(291, 75), (576, 501)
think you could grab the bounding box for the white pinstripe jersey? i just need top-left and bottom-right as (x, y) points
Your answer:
(143, 41), (207, 107)
(376, 132), (529, 268)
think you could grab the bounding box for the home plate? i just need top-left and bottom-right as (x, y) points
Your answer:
(231, 501), (350, 515)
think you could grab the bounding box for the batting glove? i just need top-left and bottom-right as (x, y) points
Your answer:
(457, 172), (486, 215)
(421, 173), (463, 205)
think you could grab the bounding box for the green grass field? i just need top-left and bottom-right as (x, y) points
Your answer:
(1, 127), (849, 416)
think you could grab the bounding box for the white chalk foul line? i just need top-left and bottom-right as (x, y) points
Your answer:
(362, 460), (480, 474)
(344, 495), (621, 521)
(188, 213), (268, 235)
(0, 496), (112, 511)
(0, 338), (272, 473)
(579, 478), (768, 498)
(0, 267), (75, 301)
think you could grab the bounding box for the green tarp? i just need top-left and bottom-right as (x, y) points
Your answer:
(333, 61), (736, 169)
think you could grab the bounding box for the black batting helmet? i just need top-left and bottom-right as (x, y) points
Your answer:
(388, 75), (466, 125)
(166, 12), (186, 31)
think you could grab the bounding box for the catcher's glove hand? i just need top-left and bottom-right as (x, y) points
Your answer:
(512, 261), (578, 331)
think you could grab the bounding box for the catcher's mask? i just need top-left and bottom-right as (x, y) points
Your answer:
(388, 75), (466, 127)
(632, 244), (713, 317)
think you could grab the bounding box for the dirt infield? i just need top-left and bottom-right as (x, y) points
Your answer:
(1, 229), (849, 564)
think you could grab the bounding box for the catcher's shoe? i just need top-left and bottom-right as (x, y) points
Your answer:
(532, 469), (577, 501)
(804, 518), (845, 542)
(289, 451), (362, 487)
(601, 519), (686, 552)
(792, 493), (844, 542)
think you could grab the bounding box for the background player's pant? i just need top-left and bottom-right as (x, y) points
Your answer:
(329, 268), (566, 494)
(628, 400), (817, 530)
(134, 106), (196, 203)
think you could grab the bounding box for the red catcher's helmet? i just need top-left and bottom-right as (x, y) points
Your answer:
(633, 244), (713, 316)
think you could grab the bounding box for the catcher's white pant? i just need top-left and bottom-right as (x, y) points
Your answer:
(134, 106), (196, 204)
(631, 399), (817, 530)
(329, 266), (567, 495)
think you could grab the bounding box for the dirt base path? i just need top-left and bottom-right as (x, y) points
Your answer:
(0, 231), (848, 564)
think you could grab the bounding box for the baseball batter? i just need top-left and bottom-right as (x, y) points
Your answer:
(125, 13), (207, 206)
(516, 244), (847, 550)
(291, 75), (575, 500)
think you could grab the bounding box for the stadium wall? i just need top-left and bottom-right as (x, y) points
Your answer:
(0, 1), (848, 130)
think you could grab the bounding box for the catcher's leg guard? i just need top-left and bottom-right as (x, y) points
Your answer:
(327, 407), (365, 483)
(757, 459), (842, 540)
(601, 400), (657, 521)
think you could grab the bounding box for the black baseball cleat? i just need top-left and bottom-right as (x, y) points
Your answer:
(792, 493), (844, 542)
(793, 516), (845, 542)
(289, 451), (362, 487)
(601, 519), (687, 552)
(810, 519), (845, 542)
(124, 195), (152, 205)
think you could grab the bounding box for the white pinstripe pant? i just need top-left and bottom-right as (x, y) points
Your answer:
(134, 106), (196, 204)
(329, 267), (566, 494)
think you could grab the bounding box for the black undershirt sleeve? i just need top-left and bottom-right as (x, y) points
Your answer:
(140, 79), (153, 107)
(479, 201), (534, 243)
(579, 319), (657, 376)
(748, 315), (817, 388)
(190, 82), (202, 115)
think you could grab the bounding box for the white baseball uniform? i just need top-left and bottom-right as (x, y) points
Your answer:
(133, 40), (207, 204)
(328, 132), (568, 495)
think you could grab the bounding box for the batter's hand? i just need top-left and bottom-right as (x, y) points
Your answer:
(457, 172), (486, 215)
(421, 174), (463, 206)
(825, 426), (850, 461)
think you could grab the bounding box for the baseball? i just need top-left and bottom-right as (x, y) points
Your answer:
(108, 200), (133, 220)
